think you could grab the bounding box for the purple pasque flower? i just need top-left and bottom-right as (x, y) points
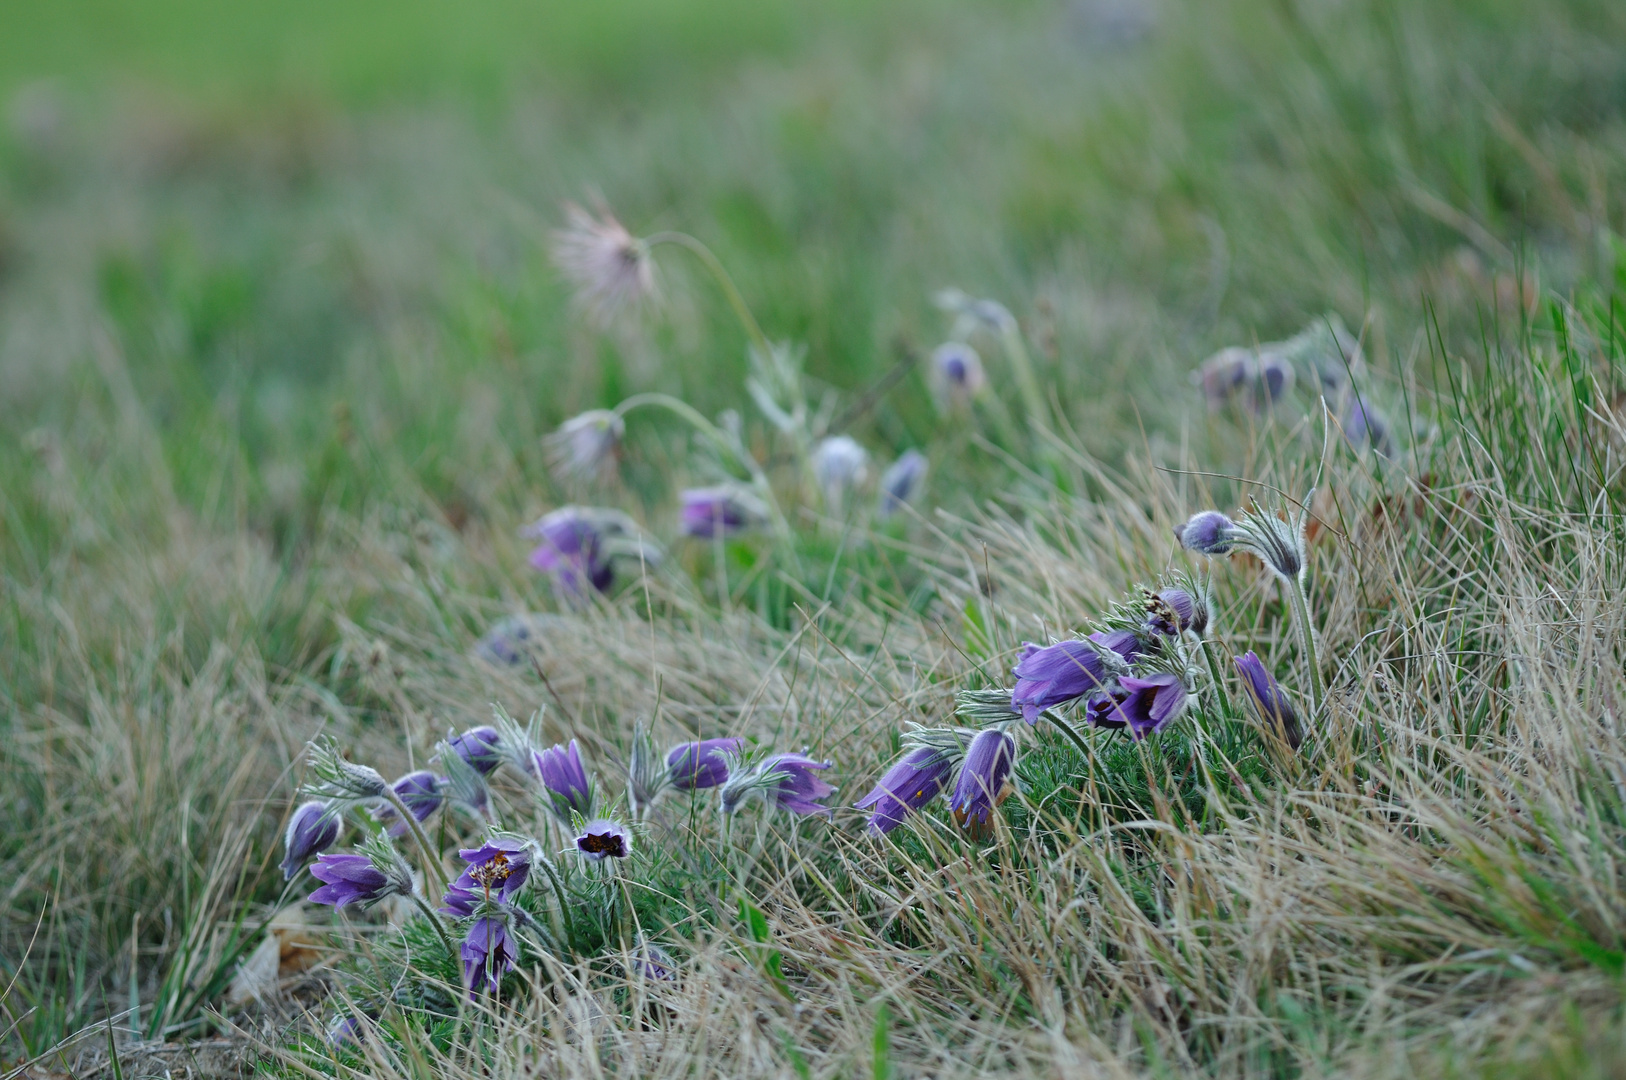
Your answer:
(666, 738), (745, 791)
(308, 852), (409, 909)
(1010, 631), (1142, 724)
(932, 341), (986, 401)
(634, 936), (677, 981)
(1092, 673), (1188, 741)
(373, 771), (446, 837)
(545, 408), (625, 483)
(679, 485), (763, 539)
(1196, 346), (1257, 408)
(1341, 393), (1392, 455)
(856, 747), (957, 836)
(877, 450), (929, 518)
(327, 1016), (365, 1047)
(526, 507), (614, 596)
(532, 739), (593, 821)
(1254, 350), (1295, 405)
(574, 818), (632, 861)
(448, 726), (504, 776)
(1145, 587), (1208, 638)
(949, 728), (1017, 827)
(1176, 510), (1238, 556)
(461, 916), (518, 998)
(1235, 651), (1303, 749)
(453, 836), (531, 903)
(281, 800), (340, 880)
(759, 753), (836, 817)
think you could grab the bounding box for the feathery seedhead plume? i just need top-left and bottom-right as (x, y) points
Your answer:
(667, 737), (744, 791)
(717, 750), (835, 817)
(533, 739), (595, 823)
(308, 834), (414, 909)
(552, 199), (656, 325)
(301, 737), (389, 805)
(1235, 651), (1304, 749)
(950, 728), (1017, 828)
(281, 800), (340, 880)
(877, 450), (928, 519)
(855, 727), (971, 836)
(679, 484), (766, 539)
(372, 771), (446, 837)
(811, 435), (870, 512)
(545, 409), (625, 483)
(574, 818), (632, 861)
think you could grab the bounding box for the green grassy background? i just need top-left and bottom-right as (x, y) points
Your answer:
(2, 0), (1625, 1074)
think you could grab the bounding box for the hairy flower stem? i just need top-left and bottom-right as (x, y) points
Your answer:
(1287, 574), (1324, 718)
(410, 892), (459, 962)
(383, 789), (449, 899)
(535, 857), (572, 941)
(613, 393), (793, 540)
(645, 231), (773, 361)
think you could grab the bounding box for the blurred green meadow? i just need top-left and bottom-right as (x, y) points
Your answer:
(2, 0), (1625, 1075)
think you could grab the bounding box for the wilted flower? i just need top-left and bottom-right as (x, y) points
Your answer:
(1176, 510), (1238, 556)
(525, 507), (615, 596)
(679, 485), (764, 538)
(718, 752), (835, 817)
(1235, 651), (1303, 749)
(856, 742), (960, 836)
(372, 771), (445, 837)
(934, 288), (1018, 338)
(877, 450), (928, 519)
(931, 341), (987, 404)
(1010, 631), (1142, 724)
(667, 737), (744, 790)
(1145, 587), (1208, 638)
(545, 409), (625, 483)
(448, 726), (504, 776)
(308, 837), (414, 909)
(552, 200), (656, 325)
(453, 836), (532, 902)
(574, 818), (632, 860)
(949, 728), (1017, 827)
(281, 800), (340, 880)
(811, 435), (870, 511)
(533, 739), (594, 822)
(461, 916), (518, 998)
(1091, 673), (1188, 741)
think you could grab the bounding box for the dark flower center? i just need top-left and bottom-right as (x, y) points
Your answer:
(579, 831), (627, 858)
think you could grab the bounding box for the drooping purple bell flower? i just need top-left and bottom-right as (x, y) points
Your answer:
(1235, 651), (1303, 749)
(526, 507), (613, 596)
(308, 853), (404, 909)
(1255, 350), (1295, 404)
(855, 747), (956, 835)
(679, 486), (762, 539)
(756, 753), (836, 817)
(1010, 631), (1142, 724)
(1176, 510), (1238, 555)
(448, 726), (504, 776)
(635, 936), (676, 981)
(532, 739), (593, 821)
(877, 450), (929, 519)
(461, 917), (518, 998)
(373, 771), (446, 837)
(1196, 347), (1256, 409)
(281, 800), (340, 880)
(453, 836), (531, 902)
(950, 729), (1016, 827)
(574, 818), (632, 860)
(666, 738), (744, 790)
(1145, 588), (1207, 638)
(1093, 673), (1188, 741)
(1341, 393), (1392, 455)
